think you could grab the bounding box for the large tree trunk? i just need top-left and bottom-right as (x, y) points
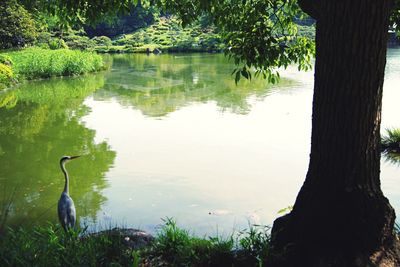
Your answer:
(269, 1), (400, 266)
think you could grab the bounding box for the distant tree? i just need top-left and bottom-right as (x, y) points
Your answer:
(0, 0), (37, 49)
(84, 4), (156, 38)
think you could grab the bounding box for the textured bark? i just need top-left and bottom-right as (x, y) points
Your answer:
(269, 1), (399, 266)
(298, 0), (320, 20)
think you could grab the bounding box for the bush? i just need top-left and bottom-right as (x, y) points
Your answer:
(0, 63), (14, 89)
(0, 63), (13, 79)
(92, 36), (112, 47)
(0, 0), (37, 49)
(0, 55), (13, 66)
(35, 32), (52, 46)
(48, 38), (69, 50)
(63, 34), (96, 50)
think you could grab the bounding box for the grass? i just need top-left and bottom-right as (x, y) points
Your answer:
(0, 226), (133, 266)
(0, 218), (271, 267)
(1, 48), (104, 81)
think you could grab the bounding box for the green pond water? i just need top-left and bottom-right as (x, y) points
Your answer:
(1, 51), (400, 235)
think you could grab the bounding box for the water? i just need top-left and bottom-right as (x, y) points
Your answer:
(0, 51), (399, 235)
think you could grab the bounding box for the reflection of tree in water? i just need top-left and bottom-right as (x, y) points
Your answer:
(95, 54), (298, 117)
(0, 74), (116, 228)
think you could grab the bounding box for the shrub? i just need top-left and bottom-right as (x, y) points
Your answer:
(63, 34), (96, 50)
(0, 55), (13, 66)
(92, 36), (112, 47)
(48, 38), (69, 50)
(0, 63), (14, 89)
(35, 32), (52, 46)
(0, 63), (13, 81)
(0, 0), (37, 49)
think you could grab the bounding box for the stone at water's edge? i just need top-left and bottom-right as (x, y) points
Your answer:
(92, 228), (155, 249)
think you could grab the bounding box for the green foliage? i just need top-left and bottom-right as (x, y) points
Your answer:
(381, 128), (400, 165)
(382, 128), (400, 152)
(101, 16), (224, 53)
(156, 0), (315, 82)
(48, 38), (69, 50)
(0, 55), (13, 66)
(0, 225), (133, 266)
(3, 48), (104, 80)
(145, 218), (271, 266)
(20, 0), (134, 28)
(84, 3), (156, 38)
(237, 224), (271, 265)
(63, 33), (96, 50)
(0, 64), (14, 90)
(0, 0), (38, 49)
(0, 219), (271, 267)
(92, 36), (112, 47)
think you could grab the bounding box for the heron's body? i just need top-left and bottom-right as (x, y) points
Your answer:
(57, 155), (79, 231)
(58, 192), (76, 230)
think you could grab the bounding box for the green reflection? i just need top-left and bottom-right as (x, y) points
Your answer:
(95, 54), (298, 117)
(0, 74), (116, 228)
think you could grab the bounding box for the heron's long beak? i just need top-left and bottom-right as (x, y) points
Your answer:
(70, 155), (81, 160)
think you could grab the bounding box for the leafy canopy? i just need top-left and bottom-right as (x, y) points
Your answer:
(153, 0), (314, 83)
(17, 0), (317, 82)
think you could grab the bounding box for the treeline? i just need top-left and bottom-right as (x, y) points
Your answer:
(0, 0), (224, 53)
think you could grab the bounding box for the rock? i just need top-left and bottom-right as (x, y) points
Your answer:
(153, 48), (162, 54)
(91, 228), (154, 250)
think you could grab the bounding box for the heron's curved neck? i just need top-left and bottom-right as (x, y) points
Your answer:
(60, 161), (69, 194)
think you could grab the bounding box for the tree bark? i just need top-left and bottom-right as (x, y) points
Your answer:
(269, 1), (399, 266)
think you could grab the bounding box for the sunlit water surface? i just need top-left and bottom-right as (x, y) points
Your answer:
(1, 50), (399, 235)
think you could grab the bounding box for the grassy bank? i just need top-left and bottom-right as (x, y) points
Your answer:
(4, 48), (104, 79)
(0, 219), (270, 267)
(0, 48), (104, 89)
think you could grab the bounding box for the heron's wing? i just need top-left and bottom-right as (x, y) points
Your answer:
(66, 197), (76, 228)
(58, 193), (76, 230)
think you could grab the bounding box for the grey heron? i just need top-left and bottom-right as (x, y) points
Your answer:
(58, 155), (80, 231)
